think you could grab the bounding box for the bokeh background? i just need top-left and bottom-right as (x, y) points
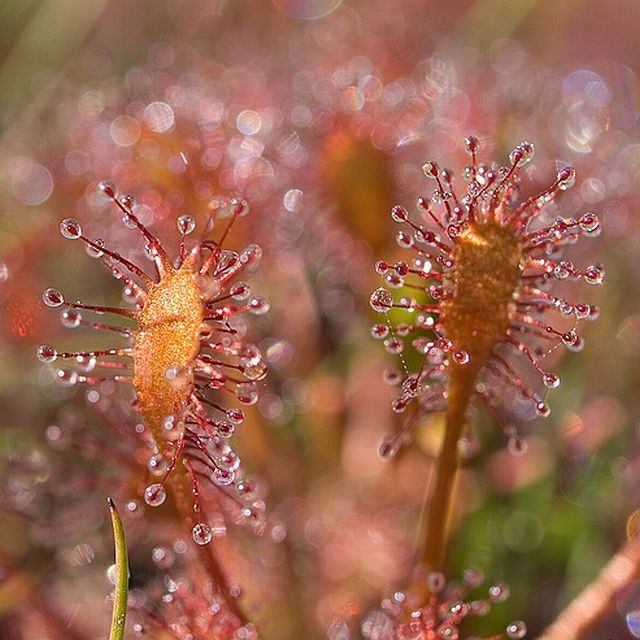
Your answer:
(1, 0), (639, 638)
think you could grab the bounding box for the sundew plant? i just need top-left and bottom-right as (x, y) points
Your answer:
(1, 2), (639, 640)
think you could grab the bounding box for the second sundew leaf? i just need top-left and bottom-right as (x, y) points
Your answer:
(107, 497), (129, 640)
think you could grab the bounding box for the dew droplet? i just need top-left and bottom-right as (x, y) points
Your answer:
(86, 239), (105, 259)
(371, 323), (389, 339)
(557, 166), (576, 191)
(119, 193), (136, 210)
(508, 436), (528, 456)
(147, 454), (169, 476)
(237, 479), (256, 499)
(61, 308), (82, 328)
(243, 360), (268, 381)
(383, 368), (402, 385)
(453, 350), (470, 365)
(36, 344), (57, 363)
(427, 571), (446, 593)
(231, 197), (250, 218)
(464, 135), (479, 155)
(378, 438), (398, 459)
(542, 373), (560, 389)
(43, 288), (64, 307)
(506, 620), (527, 639)
(56, 368), (78, 387)
(370, 288), (393, 313)
(579, 212), (600, 233)
(144, 483), (166, 507)
(192, 523), (212, 545)
(421, 161), (439, 179)
(236, 382), (258, 405)
(177, 214), (195, 235)
(509, 141), (535, 167)
(535, 401), (551, 417)
(230, 282), (250, 301)
(226, 408), (245, 426)
(97, 180), (116, 199)
(248, 296), (270, 315)
(390, 204), (409, 222)
(384, 337), (404, 355)
(488, 583), (510, 603)
(583, 264), (604, 285)
(60, 218), (82, 240)
(212, 467), (235, 486)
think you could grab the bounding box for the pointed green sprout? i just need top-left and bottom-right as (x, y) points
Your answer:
(107, 498), (129, 640)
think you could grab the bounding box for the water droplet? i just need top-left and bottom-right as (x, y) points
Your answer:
(583, 264), (604, 285)
(60, 218), (82, 240)
(506, 620), (527, 639)
(43, 288), (64, 307)
(162, 415), (183, 440)
(192, 523), (213, 545)
(248, 296), (269, 315)
(383, 368), (402, 385)
(509, 141), (535, 167)
(453, 350), (470, 365)
(231, 197), (250, 218)
(535, 401), (551, 417)
(236, 382), (258, 405)
(86, 238), (105, 259)
(243, 360), (268, 381)
(488, 583), (510, 603)
(371, 324), (389, 339)
(384, 337), (404, 355)
(177, 214), (195, 235)
(422, 161), (439, 179)
(543, 373), (561, 388)
(230, 282), (250, 301)
(61, 309), (82, 328)
(427, 572), (446, 593)
(212, 467), (235, 486)
(579, 212), (600, 233)
(98, 180), (116, 199)
(56, 369), (78, 387)
(508, 436), (528, 456)
(396, 230), (413, 248)
(464, 135), (479, 155)
(226, 408), (245, 426)
(76, 355), (96, 372)
(37, 344), (57, 363)
(390, 204), (409, 222)
(119, 194), (136, 210)
(378, 438), (398, 459)
(370, 288), (393, 313)
(147, 454), (168, 476)
(237, 479), (256, 498)
(144, 483), (166, 507)
(557, 166), (576, 191)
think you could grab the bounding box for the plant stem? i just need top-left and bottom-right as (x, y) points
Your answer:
(536, 534), (640, 640)
(422, 364), (475, 572)
(167, 467), (250, 625)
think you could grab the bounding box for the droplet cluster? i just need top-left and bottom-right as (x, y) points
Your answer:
(358, 570), (526, 640)
(371, 138), (603, 456)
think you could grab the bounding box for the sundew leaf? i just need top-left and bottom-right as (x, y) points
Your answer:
(107, 498), (129, 640)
